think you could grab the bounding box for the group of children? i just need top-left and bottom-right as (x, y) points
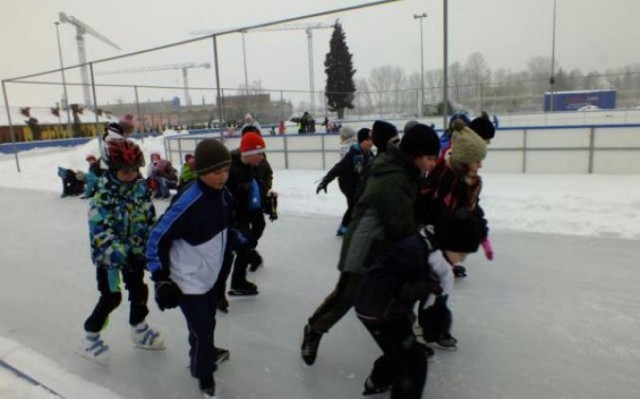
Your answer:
(80, 116), (277, 399)
(303, 114), (496, 398)
(78, 111), (495, 398)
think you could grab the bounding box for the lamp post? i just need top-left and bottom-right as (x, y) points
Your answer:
(413, 13), (427, 117)
(549, 0), (557, 112)
(442, 0), (449, 130)
(54, 21), (73, 137)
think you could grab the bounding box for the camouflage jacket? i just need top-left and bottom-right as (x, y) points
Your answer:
(89, 172), (156, 269)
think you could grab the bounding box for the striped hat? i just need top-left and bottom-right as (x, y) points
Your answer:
(240, 132), (266, 155)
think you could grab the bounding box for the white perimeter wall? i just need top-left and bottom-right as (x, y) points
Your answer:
(166, 125), (640, 174)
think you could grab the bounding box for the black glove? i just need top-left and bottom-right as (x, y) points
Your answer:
(264, 195), (278, 221)
(153, 277), (182, 311)
(316, 179), (328, 194)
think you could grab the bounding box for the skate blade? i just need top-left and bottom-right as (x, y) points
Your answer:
(227, 290), (259, 296)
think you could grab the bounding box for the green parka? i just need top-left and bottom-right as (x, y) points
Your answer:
(337, 145), (421, 275)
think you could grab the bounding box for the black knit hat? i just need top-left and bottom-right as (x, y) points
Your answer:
(194, 138), (231, 176)
(371, 120), (398, 153)
(399, 124), (441, 157)
(357, 128), (371, 143)
(435, 209), (482, 253)
(468, 117), (496, 140)
(241, 125), (261, 136)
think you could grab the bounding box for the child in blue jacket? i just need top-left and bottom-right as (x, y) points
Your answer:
(146, 138), (238, 399)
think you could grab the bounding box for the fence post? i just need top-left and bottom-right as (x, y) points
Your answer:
(522, 128), (528, 173)
(321, 134), (326, 170)
(588, 126), (595, 174)
(134, 85), (144, 143)
(2, 80), (21, 172)
(283, 135), (289, 169)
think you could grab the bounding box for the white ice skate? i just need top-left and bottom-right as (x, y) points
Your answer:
(80, 332), (110, 365)
(131, 322), (165, 350)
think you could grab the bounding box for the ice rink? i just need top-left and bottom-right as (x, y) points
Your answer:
(1, 186), (639, 398)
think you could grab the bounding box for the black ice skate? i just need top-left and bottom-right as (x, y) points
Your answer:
(214, 347), (230, 365)
(362, 377), (391, 396)
(434, 332), (458, 350)
(217, 297), (229, 313)
(248, 249), (264, 272)
(301, 324), (323, 365)
(453, 264), (467, 278)
(228, 280), (259, 296)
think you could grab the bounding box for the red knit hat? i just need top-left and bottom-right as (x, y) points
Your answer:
(240, 132), (266, 155)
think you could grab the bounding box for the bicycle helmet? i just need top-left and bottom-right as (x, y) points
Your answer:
(105, 139), (145, 171)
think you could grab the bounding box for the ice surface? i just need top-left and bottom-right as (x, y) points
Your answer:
(1, 187), (639, 398)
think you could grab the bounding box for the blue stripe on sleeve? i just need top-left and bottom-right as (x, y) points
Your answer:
(146, 183), (202, 273)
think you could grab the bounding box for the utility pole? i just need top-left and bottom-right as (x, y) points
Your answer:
(549, 0), (557, 112)
(442, 0), (449, 130)
(413, 13), (427, 117)
(54, 21), (73, 137)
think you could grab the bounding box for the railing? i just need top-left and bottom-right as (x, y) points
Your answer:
(164, 123), (640, 174)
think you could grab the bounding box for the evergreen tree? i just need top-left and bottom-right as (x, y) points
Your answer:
(324, 22), (356, 119)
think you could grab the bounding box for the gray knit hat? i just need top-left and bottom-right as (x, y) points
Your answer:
(194, 138), (231, 176)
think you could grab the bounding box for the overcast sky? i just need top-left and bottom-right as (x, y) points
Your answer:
(2, 0), (639, 108)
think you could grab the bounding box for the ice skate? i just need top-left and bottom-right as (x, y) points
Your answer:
(215, 347), (230, 365)
(433, 332), (458, 351)
(248, 249), (264, 272)
(301, 324), (323, 365)
(228, 280), (259, 296)
(453, 264), (467, 278)
(80, 332), (110, 365)
(131, 322), (165, 350)
(199, 375), (217, 399)
(362, 376), (391, 396)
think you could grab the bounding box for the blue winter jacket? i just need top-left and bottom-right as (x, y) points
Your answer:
(146, 179), (236, 294)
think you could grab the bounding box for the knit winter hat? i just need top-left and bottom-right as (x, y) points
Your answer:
(435, 209), (482, 253)
(120, 113), (135, 128)
(468, 117), (496, 141)
(448, 111), (471, 129)
(339, 126), (356, 141)
(241, 125), (261, 136)
(450, 120), (487, 164)
(403, 120), (419, 133)
(240, 132), (266, 155)
(399, 123), (441, 157)
(194, 138), (231, 176)
(371, 120), (399, 153)
(357, 128), (371, 143)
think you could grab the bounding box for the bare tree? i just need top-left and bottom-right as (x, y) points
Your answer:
(368, 65), (407, 115)
(354, 78), (374, 114)
(464, 52), (491, 110)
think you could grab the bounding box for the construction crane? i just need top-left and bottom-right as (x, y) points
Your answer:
(58, 12), (121, 109)
(97, 63), (211, 106)
(192, 22), (334, 114)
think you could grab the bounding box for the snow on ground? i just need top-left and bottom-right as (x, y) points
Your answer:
(2, 134), (640, 241)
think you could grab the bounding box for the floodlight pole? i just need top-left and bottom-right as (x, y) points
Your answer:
(212, 36), (224, 128)
(241, 30), (249, 96)
(413, 13), (427, 117)
(2, 80), (21, 172)
(442, 0), (449, 130)
(549, 0), (557, 112)
(55, 21), (73, 137)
